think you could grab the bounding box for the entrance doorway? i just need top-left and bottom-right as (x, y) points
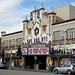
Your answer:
(37, 56), (46, 70)
(25, 56), (46, 70)
(25, 56), (34, 69)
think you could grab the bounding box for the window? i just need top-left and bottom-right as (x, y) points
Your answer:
(67, 65), (71, 67)
(73, 65), (75, 67)
(36, 38), (37, 42)
(37, 10), (40, 18)
(34, 38), (35, 43)
(38, 38), (39, 41)
(60, 65), (64, 68)
(46, 36), (48, 41)
(73, 32), (75, 38)
(3, 41), (5, 46)
(12, 39), (15, 45)
(41, 37), (43, 42)
(44, 37), (45, 41)
(30, 12), (33, 20)
(9, 40), (11, 46)
(68, 32), (72, 39)
(53, 16), (55, 23)
(55, 34), (59, 40)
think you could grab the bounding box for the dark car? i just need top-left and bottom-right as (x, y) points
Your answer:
(0, 63), (7, 69)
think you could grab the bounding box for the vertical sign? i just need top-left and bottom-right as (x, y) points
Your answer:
(22, 48), (27, 55)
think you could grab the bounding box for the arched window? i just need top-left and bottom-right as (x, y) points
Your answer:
(34, 38), (35, 43)
(36, 38), (37, 42)
(38, 37), (39, 41)
(41, 37), (43, 42)
(44, 37), (45, 41)
(46, 36), (48, 41)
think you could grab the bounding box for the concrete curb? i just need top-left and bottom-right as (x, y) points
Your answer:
(8, 68), (53, 73)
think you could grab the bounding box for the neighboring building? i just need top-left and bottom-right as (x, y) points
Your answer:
(1, 31), (23, 67)
(1, 4), (75, 70)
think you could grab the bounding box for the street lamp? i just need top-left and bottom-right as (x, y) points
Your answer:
(34, 56), (37, 70)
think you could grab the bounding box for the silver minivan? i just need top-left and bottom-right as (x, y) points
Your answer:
(53, 64), (75, 74)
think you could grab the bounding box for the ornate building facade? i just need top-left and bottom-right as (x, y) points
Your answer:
(1, 4), (75, 70)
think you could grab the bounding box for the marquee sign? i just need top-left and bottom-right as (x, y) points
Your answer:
(28, 48), (49, 55)
(22, 48), (27, 55)
(31, 43), (46, 48)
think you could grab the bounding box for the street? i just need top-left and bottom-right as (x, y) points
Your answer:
(0, 69), (68, 75)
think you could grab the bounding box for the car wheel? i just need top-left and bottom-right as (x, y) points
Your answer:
(67, 70), (71, 75)
(54, 70), (58, 74)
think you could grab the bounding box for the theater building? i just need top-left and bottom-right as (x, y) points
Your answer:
(1, 4), (75, 70)
(22, 4), (75, 70)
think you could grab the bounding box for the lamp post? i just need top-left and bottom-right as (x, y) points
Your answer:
(34, 56), (37, 70)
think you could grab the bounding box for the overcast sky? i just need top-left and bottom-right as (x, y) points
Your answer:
(0, 0), (75, 37)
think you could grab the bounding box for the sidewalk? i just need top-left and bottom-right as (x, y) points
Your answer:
(8, 67), (53, 73)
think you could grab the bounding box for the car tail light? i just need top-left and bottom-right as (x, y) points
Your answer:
(72, 67), (74, 69)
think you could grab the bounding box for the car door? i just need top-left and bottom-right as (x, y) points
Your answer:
(58, 65), (64, 73)
(63, 64), (68, 73)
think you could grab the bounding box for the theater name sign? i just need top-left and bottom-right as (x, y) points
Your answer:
(22, 44), (49, 55)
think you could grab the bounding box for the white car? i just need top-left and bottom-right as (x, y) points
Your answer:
(53, 64), (75, 75)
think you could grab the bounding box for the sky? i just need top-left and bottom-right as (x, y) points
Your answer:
(0, 0), (75, 37)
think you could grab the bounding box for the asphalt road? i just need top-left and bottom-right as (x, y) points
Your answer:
(0, 69), (73, 75)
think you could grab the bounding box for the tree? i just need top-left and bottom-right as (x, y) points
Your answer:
(17, 46), (22, 58)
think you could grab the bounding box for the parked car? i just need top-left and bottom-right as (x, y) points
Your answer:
(53, 64), (75, 75)
(0, 63), (7, 69)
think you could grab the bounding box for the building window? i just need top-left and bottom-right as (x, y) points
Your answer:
(3, 41), (5, 46)
(36, 38), (37, 42)
(34, 38), (35, 43)
(12, 39), (15, 45)
(44, 37), (45, 41)
(9, 40), (11, 46)
(31, 39), (32, 43)
(37, 10), (40, 18)
(55, 34), (59, 40)
(38, 37), (39, 41)
(41, 37), (43, 42)
(46, 36), (48, 41)
(73, 32), (75, 38)
(68, 32), (72, 39)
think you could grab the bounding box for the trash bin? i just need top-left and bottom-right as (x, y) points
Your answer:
(49, 66), (53, 72)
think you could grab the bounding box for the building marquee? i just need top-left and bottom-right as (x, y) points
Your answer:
(28, 48), (49, 55)
(22, 48), (49, 55)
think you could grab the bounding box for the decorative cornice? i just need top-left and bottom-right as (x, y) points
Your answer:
(52, 18), (75, 25)
(3, 31), (23, 36)
(48, 12), (56, 15)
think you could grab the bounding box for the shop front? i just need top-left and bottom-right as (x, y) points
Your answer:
(22, 43), (51, 70)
